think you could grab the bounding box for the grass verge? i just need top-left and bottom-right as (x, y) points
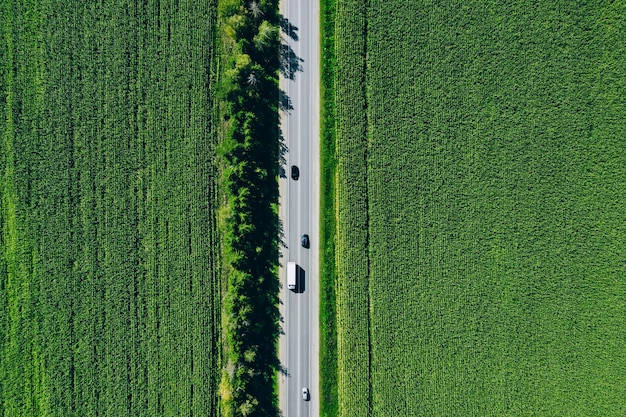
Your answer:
(319, 0), (338, 415)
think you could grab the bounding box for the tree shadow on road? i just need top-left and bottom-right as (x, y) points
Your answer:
(279, 89), (293, 113)
(279, 14), (303, 81)
(280, 44), (303, 80)
(278, 128), (288, 179)
(279, 15), (299, 42)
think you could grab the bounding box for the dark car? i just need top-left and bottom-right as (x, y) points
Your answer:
(301, 234), (310, 248)
(291, 165), (299, 180)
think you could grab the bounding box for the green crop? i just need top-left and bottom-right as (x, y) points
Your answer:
(328, 0), (626, 416)
(1, 1), (221, 416)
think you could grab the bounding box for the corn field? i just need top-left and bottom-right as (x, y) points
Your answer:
(1, 0), (220, 416)
(331, 0), (626, 416)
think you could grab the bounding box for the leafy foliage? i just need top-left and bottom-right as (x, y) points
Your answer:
(319, 0), (340, 415)
(0, 1), (221, 416)
(217, 0), (281, 416)
(331, 0), (626, 416)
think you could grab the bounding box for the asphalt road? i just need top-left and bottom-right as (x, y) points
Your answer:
(277, 0), (320, 415)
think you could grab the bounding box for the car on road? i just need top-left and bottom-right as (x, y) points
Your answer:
(291, 165), (299, 180)
(301, 234), (310, 248)
(302, 387), (309, 401)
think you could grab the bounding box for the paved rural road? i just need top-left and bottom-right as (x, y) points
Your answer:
(278, 0), (320, 415)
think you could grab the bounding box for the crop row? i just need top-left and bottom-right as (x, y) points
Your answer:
(1, 0), (221, 416)
(331, 0), (626, 416)
(333, 0), (372, 415)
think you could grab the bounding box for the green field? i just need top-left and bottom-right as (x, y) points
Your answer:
(328, 0), (626, 416)
(1, 0), (220, 416)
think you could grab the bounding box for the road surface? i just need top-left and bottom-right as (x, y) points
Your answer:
(277, 0), (320, 415)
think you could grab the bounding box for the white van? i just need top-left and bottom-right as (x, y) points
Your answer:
(287, 262), (297, 290)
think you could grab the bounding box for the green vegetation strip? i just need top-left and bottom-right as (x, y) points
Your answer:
(1, 1), (220, 415)
(319, 0), (338, 415)
(332, 0), (626, 416)
(333, 0), (373, 415)
(216, 0), (282, 416)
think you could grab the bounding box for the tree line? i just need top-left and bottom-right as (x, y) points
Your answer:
(217, 1), (281, 416)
